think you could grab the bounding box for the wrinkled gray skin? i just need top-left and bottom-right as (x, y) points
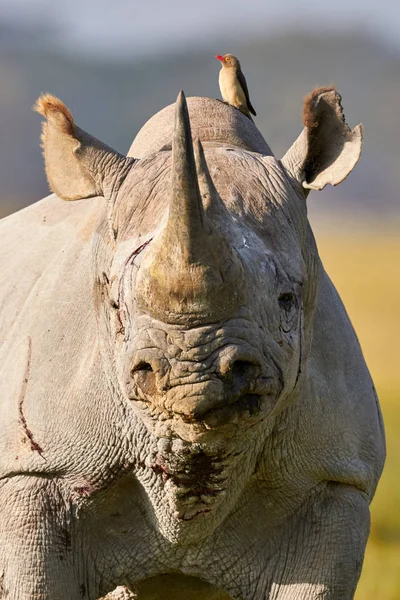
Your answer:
(0, 90), (385, 600)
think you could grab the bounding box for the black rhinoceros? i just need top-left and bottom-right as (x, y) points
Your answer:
(0, 88), (385, 599)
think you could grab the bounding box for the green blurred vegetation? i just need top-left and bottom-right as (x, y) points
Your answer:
(315, 230), (400, 599)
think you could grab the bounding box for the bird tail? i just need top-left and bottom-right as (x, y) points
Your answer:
(239, 106), (254, 122)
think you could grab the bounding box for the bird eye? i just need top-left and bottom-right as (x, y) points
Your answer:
(225, 57), (230, 62)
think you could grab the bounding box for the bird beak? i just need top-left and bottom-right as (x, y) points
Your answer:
(215, 55), (224, 62)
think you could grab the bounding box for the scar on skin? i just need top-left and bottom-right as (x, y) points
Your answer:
(126, 237), (153, 266)
(18, 337), (45, 457)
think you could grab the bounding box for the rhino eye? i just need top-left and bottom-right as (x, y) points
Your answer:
(278, 292), (295, 310)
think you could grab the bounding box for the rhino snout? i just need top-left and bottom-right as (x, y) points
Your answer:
(128, 346), (277, 424)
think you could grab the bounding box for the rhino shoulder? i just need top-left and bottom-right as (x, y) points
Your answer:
(306, 268), (385, 497)
(0, 194), (104, 346)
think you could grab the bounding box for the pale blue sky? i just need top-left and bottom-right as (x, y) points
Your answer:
(1, 0), (400, 58)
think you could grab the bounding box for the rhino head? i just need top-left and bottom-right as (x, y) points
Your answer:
(35, 89), (362, 543)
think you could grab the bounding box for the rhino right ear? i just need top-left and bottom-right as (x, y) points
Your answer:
(34, 94), (134, 201)
(280, 86), (363, 196)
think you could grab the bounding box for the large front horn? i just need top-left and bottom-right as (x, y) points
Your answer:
(136, 91), (245, 325)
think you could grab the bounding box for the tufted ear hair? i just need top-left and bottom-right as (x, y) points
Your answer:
(280, 86), (363, 194)
(34, 94), (134, 201)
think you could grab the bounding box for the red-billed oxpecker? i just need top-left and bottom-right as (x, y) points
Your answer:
(215, 53), (256, 121)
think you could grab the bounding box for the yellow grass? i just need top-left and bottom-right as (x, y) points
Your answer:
(314, 227), (400, 599)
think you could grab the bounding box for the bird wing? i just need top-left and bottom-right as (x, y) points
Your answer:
(237, 68), (257, 116)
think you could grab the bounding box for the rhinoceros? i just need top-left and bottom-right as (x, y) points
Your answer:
(0, 87), (385, 600)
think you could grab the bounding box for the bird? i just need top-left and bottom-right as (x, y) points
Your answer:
(215, 54), (256, 121)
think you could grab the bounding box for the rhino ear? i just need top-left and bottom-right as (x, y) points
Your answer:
(280, 86), (363, 194)
(34, 94), (133, 201)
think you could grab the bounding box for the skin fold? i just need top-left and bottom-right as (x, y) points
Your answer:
(0, 90), (385, 599)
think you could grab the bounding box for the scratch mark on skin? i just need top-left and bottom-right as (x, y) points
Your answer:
(116, 237), (153, 340)
(127, 238), (153, 267)
(115, 308), (125, 337)
(73, 485), (93, 497)
(118, 237), (153, 304)
(18, 337), (45, 458)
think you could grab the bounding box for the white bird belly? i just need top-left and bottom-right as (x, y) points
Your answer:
(219, 69), (246, 108)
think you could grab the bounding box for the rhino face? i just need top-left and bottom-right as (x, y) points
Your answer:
(106, 96), (308, 435)
(98, 96), (311, 540)
(35, 88), (362, 542)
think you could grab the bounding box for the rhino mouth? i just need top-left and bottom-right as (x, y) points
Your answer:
(129, 367), (281, 429)
(193, 386), (279, 428)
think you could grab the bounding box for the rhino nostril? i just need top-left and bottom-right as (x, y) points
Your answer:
(218, 358), (261, 390)
(231, 360), (254, 378)
(131, 362), (156, 396)
(132, 361), (153, 375)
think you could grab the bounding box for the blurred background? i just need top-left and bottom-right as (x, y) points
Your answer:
(0, 0), (399, 596)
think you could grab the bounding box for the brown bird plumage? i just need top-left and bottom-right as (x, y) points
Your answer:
(215, 54), (256, 120)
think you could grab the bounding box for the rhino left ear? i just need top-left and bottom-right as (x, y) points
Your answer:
(34, 94), (134, 201)
(280, 86), (363, 194)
